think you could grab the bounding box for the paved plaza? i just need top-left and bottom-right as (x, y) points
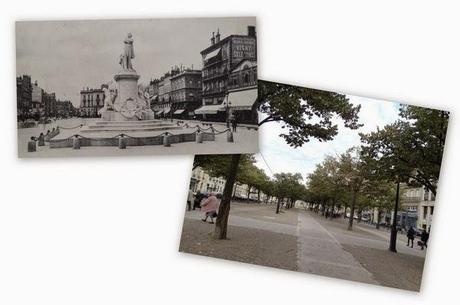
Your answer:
(180, 202), (426, 291)
(17, 118), (258, 157)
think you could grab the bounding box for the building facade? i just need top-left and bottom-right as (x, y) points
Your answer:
(225, 59), (258, 124)
(401, 187), (436, 231)
(55, 100), (76, 118)
(170, 68), (202, 119)
(190, 167), (226, 194)
(196, 26), (257, 122)
(31, 81), (44, 116)
(43, 92), (57, 118)
(79, 86), (105, 117)
(16, 75), (33, 118)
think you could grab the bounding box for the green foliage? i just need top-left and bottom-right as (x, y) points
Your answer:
(257, 80), (362, 147)
(273, 172), (306, 202)
(193, 154), (256, 181)
(360, 105), (449, 195)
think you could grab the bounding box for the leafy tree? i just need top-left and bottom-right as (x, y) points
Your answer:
(273, 172), (304, 213)
(203, 81), (362, 240)
(257, 80), (362, 147)
(360, 105), (449, 195)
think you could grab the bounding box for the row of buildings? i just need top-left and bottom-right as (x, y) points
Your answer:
(17, 75), (77, 121)
(189, 166), (255, 200)
(79, 26), (258, 124)
(190, 166), (436, 232)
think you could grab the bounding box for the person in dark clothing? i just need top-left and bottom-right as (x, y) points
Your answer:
(420, 229), (429, 250)
(406, 226), (415, 248)
(193, 191), (205, 210)
(231, 117), (237, 132)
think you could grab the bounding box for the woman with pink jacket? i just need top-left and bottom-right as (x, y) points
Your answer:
(200, 193), (219, 224)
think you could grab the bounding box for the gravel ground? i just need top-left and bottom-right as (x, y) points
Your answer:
(179, 218), (298, 271)
(229, 202), (299, 226)
(342, 244), (425, 291)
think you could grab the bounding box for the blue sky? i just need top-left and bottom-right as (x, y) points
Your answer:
(254, 94), (401, 181)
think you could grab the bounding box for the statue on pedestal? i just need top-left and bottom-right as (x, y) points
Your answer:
(119, 33), (135, 70)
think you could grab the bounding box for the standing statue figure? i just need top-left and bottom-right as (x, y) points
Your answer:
(119, 33), (135, 70)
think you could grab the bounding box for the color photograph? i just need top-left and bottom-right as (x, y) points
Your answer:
(16, 17), (258, 157)
(179, 80), (450, 291)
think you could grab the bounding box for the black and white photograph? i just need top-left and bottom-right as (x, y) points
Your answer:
(16, 17), (258, 157)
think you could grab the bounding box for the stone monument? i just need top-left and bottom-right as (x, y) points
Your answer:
(99, 33), (155, 121)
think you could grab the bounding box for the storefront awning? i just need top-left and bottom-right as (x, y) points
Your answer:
(174, 109), (185, 115)
(226, 88), (258, 111)
(195, 104), (225, 115)
(156, 109), (164, 115)
(163, 107), (171, 115)
(204, 48), (221, 61)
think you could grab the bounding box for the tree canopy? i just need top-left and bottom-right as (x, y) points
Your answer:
(257, 80), (363, 147)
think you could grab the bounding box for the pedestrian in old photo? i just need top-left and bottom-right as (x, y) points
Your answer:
(406, 226), (415, 248)
(200, 192), (219, 224)
(231, 115), (238, 132)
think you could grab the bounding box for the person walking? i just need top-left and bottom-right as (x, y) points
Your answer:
(420, 229), (429, 250)
(193, 191), (204, 210)
(231, 116), (238, 132)
(406, 226), (415, 248)
(200, 192), (219, 224)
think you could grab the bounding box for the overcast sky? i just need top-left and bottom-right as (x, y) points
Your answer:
(16, 17), (256, 107)
(254, 94), (402, 181)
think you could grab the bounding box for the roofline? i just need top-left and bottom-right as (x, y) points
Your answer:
(200, 34), (256, 55)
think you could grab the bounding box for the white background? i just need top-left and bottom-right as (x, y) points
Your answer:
(1, 1), (459, 304)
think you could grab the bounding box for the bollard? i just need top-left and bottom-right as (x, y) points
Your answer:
(27, 139), (36, 152)
(38, 133), (45, 146)
(163, 134), (171, 147)
(227, 130), (234, 143)
(72, 136), (81, 149)
(118, 137), (127, 149)
(196, 132), (203, 143)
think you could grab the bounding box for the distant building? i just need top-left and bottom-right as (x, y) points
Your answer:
(170, 67), (202, 119)
(196, 26), (257, 122)
(151, 66), (202, 119)
(80, 86), (105, 117)
(190, 167), (226, 194)
(43, 92), (57, 117)
(401, 187), (436, 232)
(155, 70), (175, 118)
(31, 81), (44, 115)
(56, 100), (76, 118)
(16, 75), (32, 118)
(148, 78), (161, 110)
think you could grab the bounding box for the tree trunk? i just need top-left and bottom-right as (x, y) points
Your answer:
(214, 154), (241, 240)
(276, 197), (281, 214)
(376, 210), (381, 229)
(246, 186), (251, 202)
(232, 182), (237, 198)
(347, 190), (357, 231)
(257, 189), (261, 203)
(389, 181), (400, 252)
